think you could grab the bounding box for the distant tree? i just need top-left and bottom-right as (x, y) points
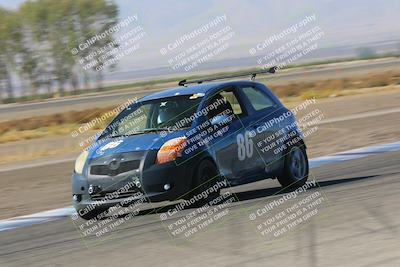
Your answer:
(4, 0), (120, 98)
(19, 0), (54, 95)
(0, 8), (21, 99)
(74, 0), (119, 91)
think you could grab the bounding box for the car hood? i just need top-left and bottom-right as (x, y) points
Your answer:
(88, 130), (187, 159)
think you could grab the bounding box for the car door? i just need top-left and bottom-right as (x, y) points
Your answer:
(237, 84), (284, 175)
(204, 86), (264, 184)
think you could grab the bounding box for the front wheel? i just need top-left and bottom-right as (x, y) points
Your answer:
(277, 145), (309, 189)
(185, 160), (221, 206)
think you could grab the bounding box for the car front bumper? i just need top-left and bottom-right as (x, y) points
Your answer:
(72, 158), (193, 212)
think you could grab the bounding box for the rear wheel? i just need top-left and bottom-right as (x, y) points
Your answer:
(277, 145), (309, 188)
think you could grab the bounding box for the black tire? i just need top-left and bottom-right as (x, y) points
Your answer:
(277, 145), (309, 189)
(187, 160), (221, 206)
(78, 208), (108, 220)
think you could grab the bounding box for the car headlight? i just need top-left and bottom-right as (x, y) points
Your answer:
(156, 137), (187, 164)
(75, 150), (89, 174)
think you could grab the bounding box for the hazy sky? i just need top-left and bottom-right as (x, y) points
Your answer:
(1, 0), (399, 70)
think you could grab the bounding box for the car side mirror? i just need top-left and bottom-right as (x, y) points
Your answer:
(210, 114), (231, 126)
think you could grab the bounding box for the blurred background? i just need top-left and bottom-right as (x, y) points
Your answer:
(0, 0), (399, 101)
(0, 0), (399, 217)
(0, 1), (400, 266)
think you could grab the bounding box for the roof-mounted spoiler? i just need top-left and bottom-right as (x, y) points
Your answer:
(178, 66), (277, 86)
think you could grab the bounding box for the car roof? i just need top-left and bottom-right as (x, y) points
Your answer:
(140, 80), (259, 102)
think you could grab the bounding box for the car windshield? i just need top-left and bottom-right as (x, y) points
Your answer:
(100, 95), (202, 139)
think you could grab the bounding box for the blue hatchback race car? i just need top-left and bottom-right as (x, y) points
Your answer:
(72, 69), (309, 220)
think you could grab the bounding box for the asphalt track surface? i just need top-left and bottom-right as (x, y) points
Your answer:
(1, 150), (399, 266)
(1, 58), (399, 121)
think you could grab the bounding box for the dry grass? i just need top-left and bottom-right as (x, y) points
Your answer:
(0, 124), (79, 144)
(0, 107), (113, 133)
(0, 147), (80, 165)
(267, 71), (400, 100)
(0, 106), (115, 144)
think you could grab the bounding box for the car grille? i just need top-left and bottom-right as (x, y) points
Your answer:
(90, 160), (140, 176)
(90, 189), (141, 201)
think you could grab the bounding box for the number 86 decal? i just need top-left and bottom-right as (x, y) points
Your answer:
(237, 131), (253, 161)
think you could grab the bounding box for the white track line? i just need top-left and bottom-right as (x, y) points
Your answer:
(0, 157), (76, 173)
(317, 107), (400, 125)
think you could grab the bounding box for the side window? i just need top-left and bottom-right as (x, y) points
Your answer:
(241, 86), (276, 111)
(205, 89), (244, 121)
(220, 91), (243, 116)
